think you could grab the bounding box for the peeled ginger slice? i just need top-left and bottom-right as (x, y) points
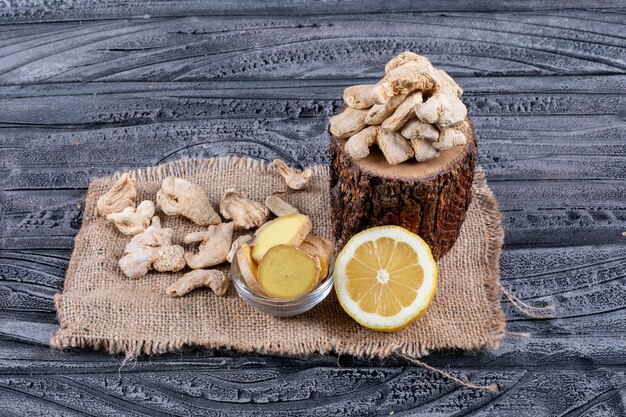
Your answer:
(258, 245), (321, 299)
(251, 214), (312, 262)
(236, 243), (265, 295)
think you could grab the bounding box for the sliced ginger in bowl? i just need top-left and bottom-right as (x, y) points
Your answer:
(233, 213), (335, 304)
(257, 245), (321, 299)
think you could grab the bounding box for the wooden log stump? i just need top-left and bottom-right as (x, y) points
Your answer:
(330, 118), (477, 260)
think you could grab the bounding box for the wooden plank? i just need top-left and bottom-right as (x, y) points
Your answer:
(0, 12), (625, 84)
(0, 336), (623, 417)
(0, 1), (623, 24)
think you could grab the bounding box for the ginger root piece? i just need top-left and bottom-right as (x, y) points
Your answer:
(376, 129), (414, 165)
(410, 138), (439, 162)
(153, 245), (186, 273)
(106, 200), (155, 236)
(343, 84), (387, 109)
(156, 177), (221, 226)
(226, 234), (252, 263)
(257, 245), (321, 299)
(364, 92), (407, 125)
(400, 119), (439, 142)
(302, 235), (333, 265)
(272, 160), (313, 191)
(329, 107), (369, 139)
(414, 68), (467, 129)
(235, 243), (265, 295)
(380, 60), (436, 99)
(381, 91), (422, 131)
(332, 52), (469, 166)
(220, 189), (269, 230)
(118, 216), (186, 279)
(251, 214), (312, 263)
(345, 125), (378, 160)
(433, 124), (468, 150)
(299, 235), (333, 282)
(264, 195), (299, 217)
(299, 243), (328, 283)
(166, 269), (230, 297)
(96, 173), (137, 217)
(184, 222), (234, 269)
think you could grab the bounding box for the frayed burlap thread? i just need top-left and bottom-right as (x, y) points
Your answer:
(51, 157), (507, 363)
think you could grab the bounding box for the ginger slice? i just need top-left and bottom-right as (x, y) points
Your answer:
(303, 235), (333, 265)
(226, 234), (252, 263)
(300, 235), (333, 282)
(166, 269), (230, 297)
(235, 243), (265, 295)
(257, 245), (321, 299)
(299, 242), (328, 282)
(251, 214), (312, 263)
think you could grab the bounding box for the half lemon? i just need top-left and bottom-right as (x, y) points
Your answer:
(334, 226), (438, 332)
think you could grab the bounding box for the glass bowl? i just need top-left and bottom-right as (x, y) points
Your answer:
(231, 253), (334, 317)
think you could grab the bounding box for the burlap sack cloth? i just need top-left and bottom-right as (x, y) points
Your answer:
(51, 157), (506, 360)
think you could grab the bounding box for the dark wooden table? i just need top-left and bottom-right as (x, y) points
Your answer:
(1, 2), (625, 415)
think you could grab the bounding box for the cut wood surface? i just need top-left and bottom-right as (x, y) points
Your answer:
(0, 2), (625, 416)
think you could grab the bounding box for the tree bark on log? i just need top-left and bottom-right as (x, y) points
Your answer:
(330, 119), (477, 260)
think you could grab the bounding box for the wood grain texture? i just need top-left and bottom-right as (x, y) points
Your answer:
(0, 3), (625, 416)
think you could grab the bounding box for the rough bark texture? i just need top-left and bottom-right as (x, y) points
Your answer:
(330, 120), (477, 260)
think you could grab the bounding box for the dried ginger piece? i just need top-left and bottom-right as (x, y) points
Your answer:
(118, 216), (186, 279)
(410, 138), (439, 162)
(401, 119), (439, 142)
(220, 189), (269, 230)
(264, 195), (299, 217)
(376, 129), (414, 165)
(364, 93), (407, 125)
(345, 125), (378, 160)
(226, 234), (252, 263)
(414, 68), (467, 129)
(106, 200), (155, 236)
(343, 84), (387, 109)
(272, 160), (313, 191)
(329, 107), (368, 139)
(156, 177), (221, 226)
(433, 120), (470, 150)
(381, 91), (422, 131)
(332, 51), (469, 166)
(96, 173), (137, 217)
(184, 222), (234, 269)
(166, 269), (230, 297)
